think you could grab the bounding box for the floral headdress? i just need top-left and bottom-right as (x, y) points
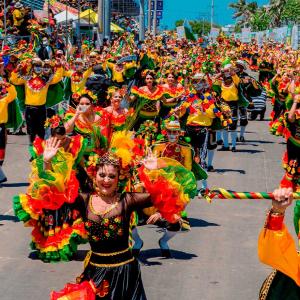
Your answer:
(107, 86), (126, 99)
(85, 131), (145, 190)
(44, 115), (64, 129)
(72, 88), (98, 104)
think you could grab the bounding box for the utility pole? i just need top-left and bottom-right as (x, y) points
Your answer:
(104, 0), (111, 41)
(210, 0), (214, 30)
(147, 0), (151, 33)
(97, 0), (103, 46)
(139, 0), (145, 41)
(152, 0), (157, 36)
(77, 0), (81, 47)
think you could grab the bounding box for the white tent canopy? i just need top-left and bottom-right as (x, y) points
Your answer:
(54, 11), (78, 23)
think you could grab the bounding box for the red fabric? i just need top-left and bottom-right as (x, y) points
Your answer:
(265, 212), (284, 231)
(33, 137), (44, 156)
(0, 149), (5, 161)
(50, 281), (96, 300)
(138, 166), (184, 223)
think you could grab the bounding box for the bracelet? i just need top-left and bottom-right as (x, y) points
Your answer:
(264, 209), (284, 231)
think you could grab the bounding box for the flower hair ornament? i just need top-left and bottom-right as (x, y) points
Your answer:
(72, 88), (98, 104)
(44, 115), (64, 129)
(85, 131), (145, 191)
(107, 86), (126, 99)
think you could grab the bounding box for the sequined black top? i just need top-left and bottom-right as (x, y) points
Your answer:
(81, 193), (151, 253)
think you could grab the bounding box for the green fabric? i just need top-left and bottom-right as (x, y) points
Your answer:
(140, 54), (156, 70)
(238, 84), (250, 108)
(74, 138), (88, 168)
(6, 100), (23, 132)
(46, 81), (64, 108)
(14, 85), (26, 112)
(13, 195), (31, 223)
(30, 233), (87, 263)
(163, 165), (198, 198)
(63, 77), (72, 102)
(293, 200), (300, 235)
(192, 160), (208, 180)
(264, 271), (300, 300)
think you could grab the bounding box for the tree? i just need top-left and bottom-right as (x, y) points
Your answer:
(267, 0), (288, 27)
(229, 0), (258, 27)
(249, 7), (271, 31)
(281, 0), (300, 24)
(175, 20), (184, 27)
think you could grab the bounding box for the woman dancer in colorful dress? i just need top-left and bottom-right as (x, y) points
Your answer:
(14, 117), (88, 262)
(48, 131), (196, 299)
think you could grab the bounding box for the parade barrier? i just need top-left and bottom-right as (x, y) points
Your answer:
(203, 188), (300, 202)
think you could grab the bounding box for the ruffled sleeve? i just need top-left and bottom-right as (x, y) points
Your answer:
(137, 158), (197, 223)
(258, 225), (300, 286)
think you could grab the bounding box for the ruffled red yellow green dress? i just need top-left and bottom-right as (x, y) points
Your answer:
(64, 109), (110, 154)
(160, 84), (184, 118)
(13, 135), (88, 262)
(50, 161), (197, 299)
(130, 85), (165, 131)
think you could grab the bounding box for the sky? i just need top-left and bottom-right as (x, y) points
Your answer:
(157, 0), (269, 29)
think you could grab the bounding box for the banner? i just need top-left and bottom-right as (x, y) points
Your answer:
(241, 28), (251, 43)
(43, 0), (79, 15)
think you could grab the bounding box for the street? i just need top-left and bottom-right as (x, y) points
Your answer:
(0, 104), (294, 300)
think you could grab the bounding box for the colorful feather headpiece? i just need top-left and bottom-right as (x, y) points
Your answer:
(44, 115), (64, 129)
(72, 88), (98, 104)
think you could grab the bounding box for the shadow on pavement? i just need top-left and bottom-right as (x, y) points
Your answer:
(245, 140), (274, 144)
(139, 248), (197, 265)
(234, 149), (264, 154)
(189, 217), (220, 228)
(0, 215), (19, 222)
(215, 168), (246, 174)
(1, 182), (29, 188)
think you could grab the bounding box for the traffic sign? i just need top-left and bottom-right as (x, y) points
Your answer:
(151, 0), (163, 10)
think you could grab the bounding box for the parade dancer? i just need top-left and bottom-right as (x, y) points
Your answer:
(48, 131), (196, 299)
(131, 118), (206, 257)
(0, 81), (17, 183)
(10, 58), (63, 144)
(215, 64), (240, 152)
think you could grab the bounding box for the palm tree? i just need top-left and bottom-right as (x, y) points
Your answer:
(266, 0), (288, 27)
(229, 0), (258, 27)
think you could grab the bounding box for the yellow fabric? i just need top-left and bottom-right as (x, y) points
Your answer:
(187, 106), (215, 126)
(10, 68), (63, 106)
(64, 68), (92, 93)
(79, 10), (124, 32)
(220, 75), (240, 102)
(13, 9), (24, 26)
(106, 61), (136, 83)
(152, 143), (193, 170)
(0, 85), (17, 124)
(258, 224), (300, 285)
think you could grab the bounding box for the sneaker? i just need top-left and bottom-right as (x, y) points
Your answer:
(239, 136), (245, 142)
(219, 146), (230, 151)
(217, 140), (223, 145)
(236, 136), (239, 142)
(231, 147), (237, 152)
(207, 165), (214, 172)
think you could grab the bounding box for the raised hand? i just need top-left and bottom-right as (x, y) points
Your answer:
(141, 148), (158, 170)
(43, 137), (61, 163)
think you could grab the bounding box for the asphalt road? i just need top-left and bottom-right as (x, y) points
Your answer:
(0, 103), (295, 300)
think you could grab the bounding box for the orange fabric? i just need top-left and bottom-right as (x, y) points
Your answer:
(258, 224), (300, 285)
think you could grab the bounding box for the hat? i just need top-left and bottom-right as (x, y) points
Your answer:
(14, 2), (23, 8)
(165, 119), (181, 131)
(236, 60), (247, 70)
(32, 58), (43, 65)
